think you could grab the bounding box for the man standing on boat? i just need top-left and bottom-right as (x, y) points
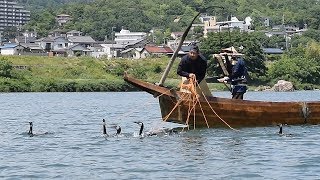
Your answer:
(218, 55), (248, 99)
(177, 43), (212, 97)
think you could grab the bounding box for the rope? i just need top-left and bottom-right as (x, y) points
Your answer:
(177, 75), (238, 131)
(196, 81), (239, 131)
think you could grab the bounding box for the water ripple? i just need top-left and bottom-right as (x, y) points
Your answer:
(1, 92), (320, 179)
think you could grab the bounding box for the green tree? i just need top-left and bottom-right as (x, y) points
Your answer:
(0, 58), (13, 78)
(200, 31), (267, 83)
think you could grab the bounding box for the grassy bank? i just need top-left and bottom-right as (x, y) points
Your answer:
(0, 55), (230, 92)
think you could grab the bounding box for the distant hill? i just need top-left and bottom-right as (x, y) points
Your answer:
(18, 0), (320, 41)
(17, 0), (94, 10)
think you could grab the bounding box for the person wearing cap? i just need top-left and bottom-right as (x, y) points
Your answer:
(177, 44), (212, 96)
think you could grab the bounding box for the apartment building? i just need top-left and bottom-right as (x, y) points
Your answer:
(0, 0), (30, 31)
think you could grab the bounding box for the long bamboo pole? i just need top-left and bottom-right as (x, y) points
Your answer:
(158, 12), (201, 86)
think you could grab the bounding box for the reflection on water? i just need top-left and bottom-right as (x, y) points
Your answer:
(1, 91), (320, 179)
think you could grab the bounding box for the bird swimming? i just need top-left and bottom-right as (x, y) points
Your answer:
(26, 122), (49, 137)
(278, 123), (283, 135)
(134, 121), (144, 136)
(102, 119), (108, 137)
(277, 123), (293, 137)
(28, 122), (33, 137)
(115, 125), (121, 135)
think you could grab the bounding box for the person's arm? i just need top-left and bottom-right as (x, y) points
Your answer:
(177, 57), (190, 78)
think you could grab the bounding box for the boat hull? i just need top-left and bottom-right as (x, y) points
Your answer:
(124, 74), (320, 128)
(159, 95), (320, 128)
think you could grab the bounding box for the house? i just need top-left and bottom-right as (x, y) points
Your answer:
(120, 48), (147, 59)
(56, 14), (72, 26)
(88, 44), (106, 58)
(203, 16), (253, 37)
(36, 36), (70, 51)
(19, 43), (45, 55)
(15, 36), (37, 44)
(67, 30), (82, 37)
(143, 45), (173, 57)
(22, 30), (37, 38)
(167, 40), (197, 50)
(0, 43), (25, 55)
(114, 28), (147, 45)
(48, 29), (67, 38)
(99, 39), (147, 58)
(264, 25), (307, 38)
(170, 32), (183, 40)
(67, 36), (96, 48)
(67, 44), (92, 57)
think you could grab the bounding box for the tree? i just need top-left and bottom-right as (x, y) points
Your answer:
(0, 58), (13, 78)
(200, 31), (267, 83)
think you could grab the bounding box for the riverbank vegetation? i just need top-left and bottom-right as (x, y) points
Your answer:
(0, 56), (180, 92)
(1, 41), (319, 92)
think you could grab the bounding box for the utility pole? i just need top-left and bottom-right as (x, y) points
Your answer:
(111, 26), (116, 58)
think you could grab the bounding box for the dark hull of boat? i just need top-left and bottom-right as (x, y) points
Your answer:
(124, 74), (320, 128)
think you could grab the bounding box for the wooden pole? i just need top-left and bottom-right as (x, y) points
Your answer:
(158, 12), (201, 86)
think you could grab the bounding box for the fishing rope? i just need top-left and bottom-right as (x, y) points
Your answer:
(195, 97), (210, 128)
(195, 81), (239, 131)
(176, 75), (237, 131)
(179, 76), (200, 130)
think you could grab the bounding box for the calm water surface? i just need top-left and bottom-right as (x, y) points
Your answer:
(1, 91), (320, 179)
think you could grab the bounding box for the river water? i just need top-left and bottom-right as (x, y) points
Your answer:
(1, 91), (320, 179)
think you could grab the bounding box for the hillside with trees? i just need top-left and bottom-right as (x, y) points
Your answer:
(22, 0), (320, 40)
(1, 0), (318, 91)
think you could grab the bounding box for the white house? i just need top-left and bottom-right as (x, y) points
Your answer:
(67, 30), (82, 37)
(67, 44), (92, 57)
(120, 48), (147, 59)
(36, 36), (70, 51)
(0, 44), (25, 55)
(114, 28), (147, 45)
(67, 36), (96, 47)
(203, 16), (253, 37)
(56, 14), (72, 26)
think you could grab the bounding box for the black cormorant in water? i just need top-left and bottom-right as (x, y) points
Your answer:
(102, 119), (108, 136)
(28, 122), (33, 137)
(115, 125), (121, 135)
(134, 121), (144, 136)
(278, 124), (283, 135)
(277, 123), (293, 137)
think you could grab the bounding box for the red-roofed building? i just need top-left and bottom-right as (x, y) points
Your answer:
(142, 45), (173, 57)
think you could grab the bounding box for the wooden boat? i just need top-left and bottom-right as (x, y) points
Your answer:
(123, 11), (320, 128)
(124, 74), (320, 128)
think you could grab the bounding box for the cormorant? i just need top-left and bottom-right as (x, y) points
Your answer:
(278, 123), (283, 135)
(28, 122), (33, 137)
(102, 119), (108, 136)
(115, 125), (121, 135)
(134, 121), (144, 136)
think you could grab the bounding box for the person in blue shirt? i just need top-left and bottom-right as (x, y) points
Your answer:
(218, 55), (248, 99)
(177, 44), (212, 96)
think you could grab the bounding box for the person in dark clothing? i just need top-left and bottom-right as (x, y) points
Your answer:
(218, 55), (248, 99)
(177, 44), (212, 96)
(229, 56), (247, 84)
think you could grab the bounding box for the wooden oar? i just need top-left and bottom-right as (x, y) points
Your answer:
(214, 54), (232, 92)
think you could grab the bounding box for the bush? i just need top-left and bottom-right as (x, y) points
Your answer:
(0, 58), (13, 78)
